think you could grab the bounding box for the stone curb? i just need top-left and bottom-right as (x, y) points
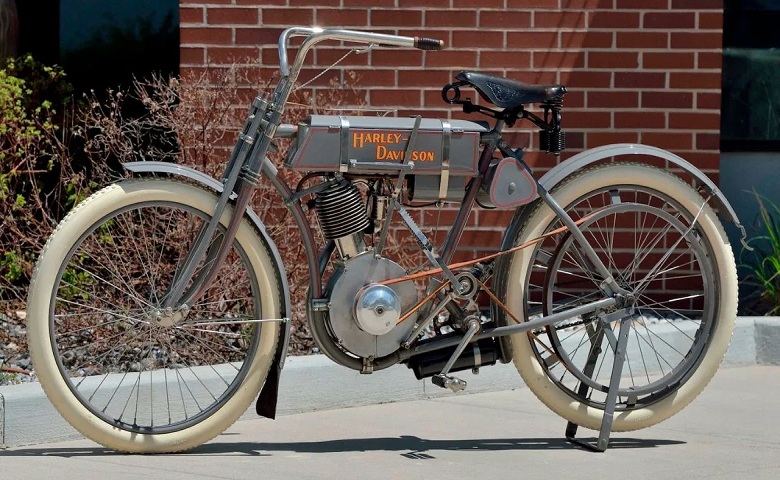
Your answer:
(1, 316), (778, 449)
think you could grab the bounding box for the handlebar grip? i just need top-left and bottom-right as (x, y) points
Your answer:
(414, 37), (445, 51)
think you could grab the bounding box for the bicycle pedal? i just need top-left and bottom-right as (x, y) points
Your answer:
(432, 374), (467, 393)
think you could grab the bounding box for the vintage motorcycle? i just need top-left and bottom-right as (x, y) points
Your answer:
(26, 27), (743, 453)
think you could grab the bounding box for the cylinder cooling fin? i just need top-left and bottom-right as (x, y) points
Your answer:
(315, 178), (370, 240)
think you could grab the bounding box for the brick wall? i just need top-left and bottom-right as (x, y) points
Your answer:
(179, 0), (723, 259)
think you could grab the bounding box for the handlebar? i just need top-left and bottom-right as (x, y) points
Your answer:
(278, 27), (444, 78)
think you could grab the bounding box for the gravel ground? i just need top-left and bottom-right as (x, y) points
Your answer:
(0, 308), (36, 385)
(0, 304), (316, 387)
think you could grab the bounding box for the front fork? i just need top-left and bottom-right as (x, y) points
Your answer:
(161, 95), (282, 311)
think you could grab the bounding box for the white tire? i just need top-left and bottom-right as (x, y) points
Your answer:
(504, 164), (737, 432)
(27, 180), (281, 452)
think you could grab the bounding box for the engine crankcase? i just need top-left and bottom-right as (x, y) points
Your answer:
(326, 253), (419, 358)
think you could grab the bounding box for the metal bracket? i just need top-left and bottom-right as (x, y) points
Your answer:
(565, 314), (632, 452)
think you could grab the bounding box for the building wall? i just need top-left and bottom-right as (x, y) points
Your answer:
(179, 0), (723, 260)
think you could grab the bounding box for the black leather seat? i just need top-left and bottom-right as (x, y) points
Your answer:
(456, 71), (566, 108)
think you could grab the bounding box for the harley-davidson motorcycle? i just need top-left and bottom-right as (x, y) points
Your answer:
(26, 27), (743, 453)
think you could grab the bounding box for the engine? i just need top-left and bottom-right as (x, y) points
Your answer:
(315, 178), (419, 359)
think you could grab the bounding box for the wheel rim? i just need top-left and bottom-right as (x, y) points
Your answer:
(48, 200), (263, 434)
(525, 186), (719, 410)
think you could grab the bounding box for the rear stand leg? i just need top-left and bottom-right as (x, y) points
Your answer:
(566, 316), (631, 452)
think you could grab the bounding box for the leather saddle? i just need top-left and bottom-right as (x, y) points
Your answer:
(455, 71), (566, 108)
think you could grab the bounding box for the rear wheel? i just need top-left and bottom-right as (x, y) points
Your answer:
(27, 180), (281, 452)
(502, 164), (737, 431)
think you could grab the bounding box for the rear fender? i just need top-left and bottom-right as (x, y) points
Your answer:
(492, 144), (746, 363)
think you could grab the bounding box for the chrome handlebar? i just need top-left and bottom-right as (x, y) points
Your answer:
(277, 27), (444, 80)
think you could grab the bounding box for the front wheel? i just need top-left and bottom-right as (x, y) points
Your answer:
(26, 180), (281, 452)
(501, 164), (737, 432)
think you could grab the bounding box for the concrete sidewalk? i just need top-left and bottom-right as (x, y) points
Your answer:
(0, 316), (779, 449)
(1, 365), (779, 480)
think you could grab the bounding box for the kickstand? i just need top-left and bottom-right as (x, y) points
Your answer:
(565, 316), (631, 452)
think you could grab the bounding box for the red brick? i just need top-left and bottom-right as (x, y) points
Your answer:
(696, 133), (720, 150)
(641, 132), (693, 150)
(672, 0), (723, 9)
(616, 32), (668, 48)
(400, 0), (449, 6)
(315, 48), (370, 67)
(344, 0), (394, 5)
(263, 8), (313, 26)
(535, 11), (588, 29)
(507, 0), (560, 8)
(670, 72), (721, 89)
(459, 229), (503, 248)
(427, 10), (477, 28)
(564, 131), (585, 149)
(589, 51), (639, 69)
(236, 0), (284, 4)
(615, 112), (666, 129)
(561, 31), (613, 48)
(369, 88), (420, 107)
(643, 52), (695, 69)
(564, 71), (612, 88)
(370, 9), (423, 27)
(181, 0), (230, 3)
(208, 7), (258, 25)
(479, 11), (531, 28)
(508, 31), (560, 49)
(587, 132), (639, 148)
(427, 50), (478, 68)
(642, 91), (694, 109)
(371, 50), (424, 67)
(478, 50), (531, 69)
(696, 92), (721, 110)
(565, 111), (611, 129)
(235, 28), (282, 46)
(669, 113), (720, 130)
(699, 12), (723, 30)
(670, 32), (722, 49)
(398, 70), (455, 87)
(511, 71), (560, 84)
(563, 0), (614, 8)
(452, 30), (504, 48)
(180, 7), (204, 24)
(317, 9), (368, 26)
(589, 12), (640, 29)
(424, 89), (448, 107)
(207, 46), (260, 64)
(500, 131), (532, 149)
(181, 47), (205, 64)
(353, 69), (397, 87)
(294, 68), (341, 87)
(644, 12), (696, 29)
(615, 72), (667, 88)
(698, 52), (722, 69)
(588, 91), (639, 108)
(616, 0), (669, 8)
(181, 27), (233, 45)
(559, 89), (585, 107)
(289, 0), (339, 5)
(454, 0), (504, 7)
(533, 51), (585, 69)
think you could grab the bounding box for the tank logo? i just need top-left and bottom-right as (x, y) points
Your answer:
(351, 130), (435, 162)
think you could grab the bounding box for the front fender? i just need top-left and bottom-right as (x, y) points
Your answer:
(122, 161), (292, 370)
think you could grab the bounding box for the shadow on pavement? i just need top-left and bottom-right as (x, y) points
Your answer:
(0, 435), (684, 457)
